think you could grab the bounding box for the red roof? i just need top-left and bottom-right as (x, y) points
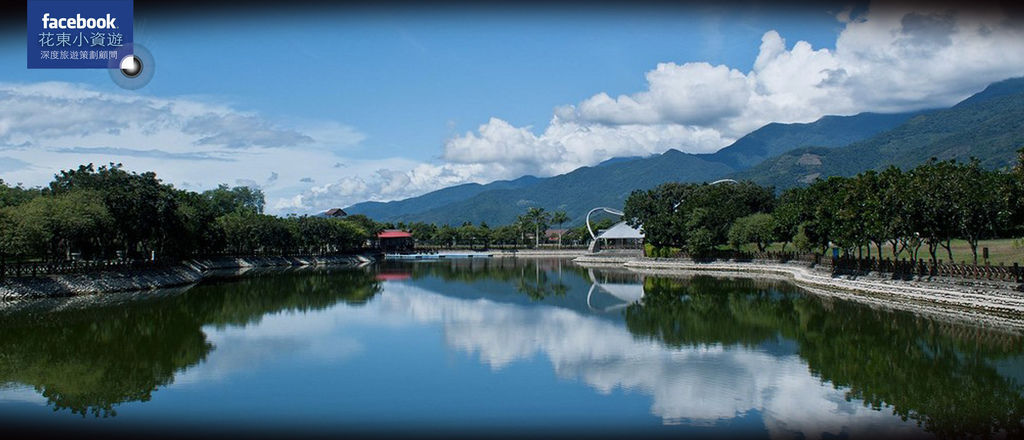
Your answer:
(377, 230), (413, 238)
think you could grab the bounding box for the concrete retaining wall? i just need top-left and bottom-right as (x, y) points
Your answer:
(0, 255), (373, 300)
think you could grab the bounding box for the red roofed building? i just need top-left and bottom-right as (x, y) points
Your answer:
(377, 229), (414, 253)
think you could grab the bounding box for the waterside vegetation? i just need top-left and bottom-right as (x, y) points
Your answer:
(0, 164), (371, 264)
(625, 153), (1024, 265)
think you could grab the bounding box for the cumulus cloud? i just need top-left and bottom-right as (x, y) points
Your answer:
(0, 81), (366, 214)
(5, 3), (1024, 215)
(441, 117), (728, 178)
(275, 161), (494, 212)
(158, 277), (921, 437)
(442, 3), (1024, 177)
(0, 82), (326, 150)
(577, 62), (751, 127)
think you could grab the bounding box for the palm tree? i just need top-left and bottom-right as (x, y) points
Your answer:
(516, 214), (531, 248)
(551, 210), (569, 248)
(524, 207), (551, 248)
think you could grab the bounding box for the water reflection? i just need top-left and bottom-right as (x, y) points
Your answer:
(628, 276), (1024, 438)
(0, 259), (1021, 438)
(586, 269), (645, 312)
(0, 268), (380, 417)
(394, 259), (1024, 437)
(376, 272), (920, 438)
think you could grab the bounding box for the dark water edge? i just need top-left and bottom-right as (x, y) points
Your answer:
(0, 258), (1021, 439)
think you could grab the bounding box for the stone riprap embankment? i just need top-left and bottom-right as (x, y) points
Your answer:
(575, 255), (1024, 329)
(0, 255), (373, 300)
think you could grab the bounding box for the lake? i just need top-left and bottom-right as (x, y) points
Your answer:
(1, 258), (1022, 439)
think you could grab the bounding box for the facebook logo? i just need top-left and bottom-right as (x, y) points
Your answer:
(28, 0), (133, 68)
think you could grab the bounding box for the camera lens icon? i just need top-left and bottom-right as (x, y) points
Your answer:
(108, 43), (155, 90)
(119, 55), (142, 78)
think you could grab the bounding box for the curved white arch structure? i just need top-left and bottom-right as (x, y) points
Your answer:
(585, 270), (644, 312)
(586, 180), (734, 249)
(586, 207), (625, 240)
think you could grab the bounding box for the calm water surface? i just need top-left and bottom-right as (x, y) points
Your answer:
(1, 258), (1022, 438)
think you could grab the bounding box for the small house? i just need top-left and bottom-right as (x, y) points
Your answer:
(377, 229), (414, 253)
(323, 208), (348, 218)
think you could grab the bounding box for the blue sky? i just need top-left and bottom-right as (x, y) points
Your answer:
(1, 2), (1022, 214)
(2, 5), (846, 160)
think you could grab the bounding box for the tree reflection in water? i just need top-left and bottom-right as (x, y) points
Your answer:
(401, 258), (579, 301)
(2, 259), (1023, 439)
(625, 275), (1024, 438)
(0, 268), (380, 418)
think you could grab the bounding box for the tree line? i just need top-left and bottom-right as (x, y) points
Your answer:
(374, 207), (588, 249)
(0, 164), (370, 262)
(624, 153), (1024, 264)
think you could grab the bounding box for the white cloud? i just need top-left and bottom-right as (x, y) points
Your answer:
(275, 161), (494, 213)
(273, 3), (1024, 213)
(0, 81), (367, 214)
(153, 279), (922, 436)
(442, 3), (1024, 179)
(439, 117), (730, 178)
(385, 284), (925, 437)
(577, 62), (751, 127)
(4, 3), (1023, 214)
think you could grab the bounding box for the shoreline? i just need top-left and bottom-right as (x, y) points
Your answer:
(576, 255), (1024, 330)
(494, 249), (590, 258)
(0, 255), (374, 300)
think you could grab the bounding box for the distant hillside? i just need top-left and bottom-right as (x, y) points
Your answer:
(733, 77), (1024, 190)
(389, 149), (734, 226)
(342, 111), (916, 225)
(345, 175), (540, 220)
(343, 77), (1024, 226)
(698, 111), (922, 169)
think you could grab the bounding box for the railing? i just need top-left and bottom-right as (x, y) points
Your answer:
(831, 256), (1023, 283)
(671, 250), (821, 265)
(667, 250), (1022, 284)
(0, 250), (373, 280)
(0, 258), (170, 280)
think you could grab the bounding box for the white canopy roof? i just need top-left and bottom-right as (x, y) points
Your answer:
(596, 221), (644, 240)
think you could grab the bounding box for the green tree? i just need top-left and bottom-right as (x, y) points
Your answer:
(344, 214), (382, 238)
(906, 160), (962, 263)
(438, 224), (458, 248)
(878, 167), (913, 259)
(728, 213), (777, 252)
(0, 179), (42, 208)
(2, 190), (112, 261)
(792, 223), (814, 253)
(551, 210), (569, 248)
(623, 182), (693, 248)
(202, 184), (265, 216)
(523, 207), (551, 247)
(48, 163), (182, 259)
(956, 160), (1009, 263)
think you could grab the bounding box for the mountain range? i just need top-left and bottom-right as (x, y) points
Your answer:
(345, 77), (1024, 227)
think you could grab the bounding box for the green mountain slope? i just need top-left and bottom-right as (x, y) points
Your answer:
(343, 77), (1023, 226)
(732, 77), (1024, 190)
(391, 149), (734, 226)
(698, 111), (922, 169)
(343, 111), (914, 225)
(344, 175), (540, 219)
